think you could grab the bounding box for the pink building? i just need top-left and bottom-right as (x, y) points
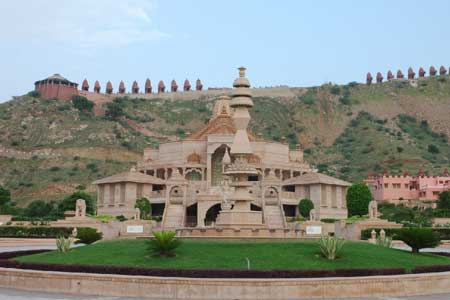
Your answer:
(365, 169), (450, 202)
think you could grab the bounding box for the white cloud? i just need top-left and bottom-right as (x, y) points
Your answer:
(0, 0), (169, 49)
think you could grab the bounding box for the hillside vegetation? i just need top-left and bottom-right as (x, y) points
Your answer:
(0, 76), (449, 205)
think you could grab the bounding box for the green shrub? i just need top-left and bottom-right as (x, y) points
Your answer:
(116, 215), (127, 222)
(27, 91), (40, 98)
(346, 183), (372, 217)
(76, 228), (102, 244)
(135, 197), (151, 219)
(56, 236), (71, 253)
(437, 191), (450, 210)
(427, 144), (439, 154)
(298, 198), (314, 218)
(149, 231), (181, 257)
(395, 228), (440, 253)
(318, 235), (345, 260)
(320, 218), (338, 223)
(0, 226), (73, 238)
(72, 95), (94, 113)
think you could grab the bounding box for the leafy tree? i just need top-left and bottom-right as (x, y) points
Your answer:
(24, 200), (57, 218)
(0, 186), (11, 206)
(395, 228), (440, 253)
(346, 183), (372, 217)
(437, 191), (450, 210)
(58, 191), (95, 215)
(105, 102), (124, 120)
(135, 197), (151, 219)
(72, 95), (94, 113)
(298, 198), (314, 218)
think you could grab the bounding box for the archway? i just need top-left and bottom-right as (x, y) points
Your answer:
(185, 203), (197, 227)
(205, 203), (222, 225)
(211, 144), (229, 186)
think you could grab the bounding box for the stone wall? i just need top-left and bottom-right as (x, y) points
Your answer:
(1, 267), (450, 299)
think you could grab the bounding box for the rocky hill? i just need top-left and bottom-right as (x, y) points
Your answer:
(1, 76), (449, 206)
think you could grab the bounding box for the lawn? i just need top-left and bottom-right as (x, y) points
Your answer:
(16, 239), (450, 271)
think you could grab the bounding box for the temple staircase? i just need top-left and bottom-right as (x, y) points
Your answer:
(162, 203), (185, 229)
(264, 205), (285, 228)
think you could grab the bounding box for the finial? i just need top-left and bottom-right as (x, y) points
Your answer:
(238, 66), (246, 78)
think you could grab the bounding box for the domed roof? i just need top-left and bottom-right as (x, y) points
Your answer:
(187, 152), (201, 163)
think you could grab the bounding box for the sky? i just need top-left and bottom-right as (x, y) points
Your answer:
(0, 0), (449, 102)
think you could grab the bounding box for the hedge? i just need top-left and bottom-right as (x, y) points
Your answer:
(0, 226), (79, 238)
(361, 228), (450, 240)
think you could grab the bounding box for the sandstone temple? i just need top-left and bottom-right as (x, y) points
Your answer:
(92, 68), (350, 232)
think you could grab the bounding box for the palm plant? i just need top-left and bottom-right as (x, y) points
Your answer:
(149, 231), (181, 257)
(318, 235), (345, 260)
(376, 235), (393, 248)
(56, 236), (71, 253)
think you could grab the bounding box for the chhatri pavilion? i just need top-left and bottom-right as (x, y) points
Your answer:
(93, 68), (350, 230)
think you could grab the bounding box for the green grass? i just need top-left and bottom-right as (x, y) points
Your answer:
(16, 239), (450, 271)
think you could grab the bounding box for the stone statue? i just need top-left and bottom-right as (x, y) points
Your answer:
(387, 70), (394, 80)
(134, 207), (141, 220)
(396, 70), (404, 79)
(71, 227), (78, 238)
(118, 81), (126, 94)
(439, 66), (447, 76)
(407, 67), (415, 79)
(380, 229), (386, 239)
(105, 81), (113, 94)
(94, 80), (101, 93)
(145, 79), (152, 93)
(429, 66), (437, 76)
(376, 72), (383, 83)
(183, 79), (191, 91)
(418, 67), (426, 77)
(366, 72), (373, 85)
(371, 229), (376, 240)
(368, 200), (378, 219)
(75, 199), (86, 218)
(81, 79), (89, 91)
(171, 80), (178, 92)
(132, 81), (139, 93)
(196, 79), (203, 91)
(158, 80), (165, 93)
(309, 209), (317, 221)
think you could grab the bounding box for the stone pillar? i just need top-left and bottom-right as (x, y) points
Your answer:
(206, 153), (212, 188)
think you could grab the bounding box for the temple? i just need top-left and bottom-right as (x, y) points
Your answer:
(34, 74), (78, 101)
(93, 68), (350, 231)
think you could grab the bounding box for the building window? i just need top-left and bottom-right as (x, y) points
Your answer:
(433, 191), (440, 196)
(384, 183), (388, 189)
(404, 184), (409, 189)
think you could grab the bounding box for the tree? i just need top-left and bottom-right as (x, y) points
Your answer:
(0, 186), (11, 206)
(428, 144), (440, 154)
(135, 197), (151, 219)
(24, 200), (57, 218)
(346, 183), (373, 217)
(72, 95), (94, 113)
(395, 228), (440, 253)
(58, 191), (95, 215)
(298, 198), (314, 218)
(437, 191), (450, 210)
(105, 102), (124, 120)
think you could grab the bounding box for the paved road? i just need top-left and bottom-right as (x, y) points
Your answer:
(0, 287), (450, 300)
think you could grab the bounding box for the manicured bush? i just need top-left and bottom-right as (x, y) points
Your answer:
(76, 228), (102, 245)
(395, 228), (440, 253)
(320, 218), (338, 223)
(0, 255), (406, 278)
(318, 235), (345, 260)
(346, 183), (372, 217)
(149, 231), (181, 257)
(298, 198), (314, 218)
(0, 226), (73, 238)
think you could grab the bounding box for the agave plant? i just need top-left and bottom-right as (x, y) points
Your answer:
(56, 236), (72, 253)
(149, 231), (181, 257)
(318, 235), (345, 260)
(376, 235), (393, 248)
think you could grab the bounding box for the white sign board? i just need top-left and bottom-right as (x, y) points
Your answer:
(126, 225), (144, 233)
(306, 225), (322, 235)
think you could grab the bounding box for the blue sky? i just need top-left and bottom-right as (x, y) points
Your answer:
(0, 0), (449, 102)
